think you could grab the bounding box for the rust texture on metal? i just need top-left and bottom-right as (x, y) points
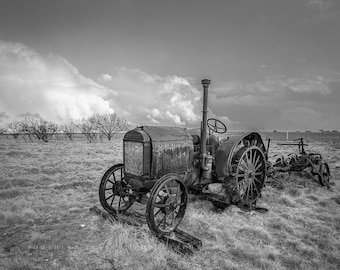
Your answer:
(151, 140), (193, 178)
(142, 126), (192, 142)
(123, 126), (194, 180)
(142, 126), (193, 179)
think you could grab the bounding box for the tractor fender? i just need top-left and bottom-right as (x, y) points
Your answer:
(215, 132), (266, 178)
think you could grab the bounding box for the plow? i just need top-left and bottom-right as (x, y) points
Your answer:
(96, 79), (331, 253)
(266, 137), (331, 187)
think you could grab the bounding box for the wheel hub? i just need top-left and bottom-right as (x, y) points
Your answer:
(245, 168), (255, 182)
(169, 202), (177, 211)
(162, 199), (177, 214)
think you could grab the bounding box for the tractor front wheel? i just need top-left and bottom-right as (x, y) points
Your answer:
(99, 164), (133, 214)
(146, 174), (187, 236)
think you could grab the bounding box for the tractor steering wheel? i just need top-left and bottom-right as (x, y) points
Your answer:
(207, 118), (227, 134)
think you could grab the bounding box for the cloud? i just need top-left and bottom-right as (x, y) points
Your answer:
(209, 74), (340, 131)
(302, 0), (340, 21)
(97, 67), (202, 126)
(1, 40), (339, 131)
(0, 41), (225, 128)
(0, 40), (114, 123)
(306, 0), (333, 13)
(97, 73), (112, 82)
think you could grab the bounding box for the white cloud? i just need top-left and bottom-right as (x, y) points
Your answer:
(165, 110), (185, 126)
(1, 40), (338, 131)
(150, 108), (162, 118)
(0, 41), (211, 128)
(0, 41), (114, 123)
(97, 73), (112, 82)
(98, 67), (202, 126)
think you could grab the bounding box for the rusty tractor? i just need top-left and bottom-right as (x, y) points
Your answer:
(267, 138), (331, 187)
(99, 79), (267, 238)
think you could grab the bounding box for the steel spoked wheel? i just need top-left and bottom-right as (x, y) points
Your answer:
(318, 162), (331, 187)
(235, 146), (266, 205)
(146, 174), (187, 236)
(99, 164), (132, 213)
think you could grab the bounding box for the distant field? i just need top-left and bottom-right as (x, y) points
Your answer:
(261, 131), (340, 145)
(1, 130), (339, 144)
(0, 135), (339, 270)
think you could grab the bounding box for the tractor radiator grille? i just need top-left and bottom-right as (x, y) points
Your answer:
(124, 130), (144, 142)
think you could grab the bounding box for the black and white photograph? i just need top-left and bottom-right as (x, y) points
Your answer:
(0, 1), (339, 269)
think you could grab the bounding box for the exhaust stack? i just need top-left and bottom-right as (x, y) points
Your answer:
(200, 79), (210, 157)
(199, 79), (213, 182)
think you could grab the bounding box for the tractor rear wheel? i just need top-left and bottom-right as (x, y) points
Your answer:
(234, 146), (266, 205)
(146, 174), (187, 236)
(99, 164), (133, 213)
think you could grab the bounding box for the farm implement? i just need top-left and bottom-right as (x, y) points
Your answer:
(266, 138), (331, 187)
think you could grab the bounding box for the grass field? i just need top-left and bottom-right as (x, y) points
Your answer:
(0, 135), (339, 270)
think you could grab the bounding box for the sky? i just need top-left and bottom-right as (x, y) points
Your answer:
(0, 0), (340, 131)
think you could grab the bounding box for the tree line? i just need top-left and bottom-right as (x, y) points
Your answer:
(0, 113), (129, 142)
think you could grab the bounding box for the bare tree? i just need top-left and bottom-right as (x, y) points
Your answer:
(0, 125), (7, 134)
(19, 117), (35, 141)
(89, 113), (128, 140)
(75, 118), (97, 142)
(6, 121), (22, 139)
(60, 120), (77, 141)
(0, 125), (7, 139)
(20, 117), (58, 142)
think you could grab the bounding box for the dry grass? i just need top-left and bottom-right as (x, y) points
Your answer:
(0, 136), (339, 270)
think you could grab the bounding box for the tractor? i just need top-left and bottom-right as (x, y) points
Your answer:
(99, 79), (267, 237)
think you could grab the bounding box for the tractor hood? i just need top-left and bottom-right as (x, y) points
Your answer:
(123, 126), (194, 180)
